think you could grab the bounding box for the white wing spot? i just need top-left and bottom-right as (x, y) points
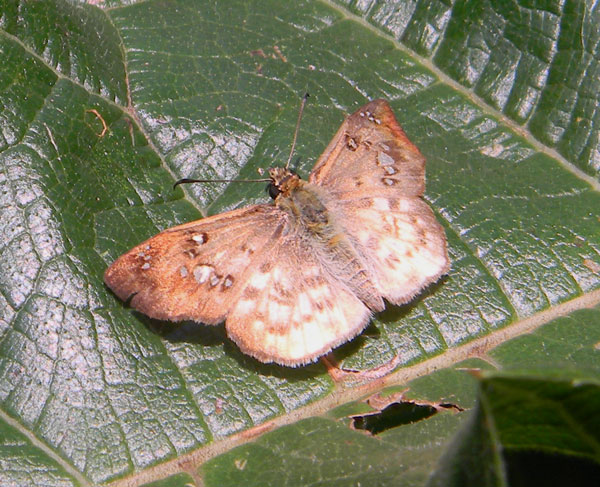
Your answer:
(365, 111), (381, 124)
(210, 275), (220, 287)
(249, 271), (269, 290)
(236, 299), (255, 314)
(269, 301), (292, 321)
(141, 263), (150, 270)
(180, 266), (188, 278)
(384, 166), (396, 175)
(306, 267), (320, 277)
(307, 284), (331, 302)
(383, 178), (395, 186)
(224, 276), (233, 288)
(378, 152), (395, 166)
(145, 245), (151, 250)
(297, 292), (313, 316)
(193, 265), (213, 284)
(192, 234), (206, 244)
(373, 198), (390, 210)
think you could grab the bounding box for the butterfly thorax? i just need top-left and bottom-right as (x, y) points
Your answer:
(268, 167), (330, 230)
(268, 167), (384, 312)
(268, 167), (301, 195)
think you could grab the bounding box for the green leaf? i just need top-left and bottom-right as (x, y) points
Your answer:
(0, 0), (599, 485)
(203, 308), (600, 487)
(429, 370), (600, 487)
(201, 414), (466, 487)
(0, 416), (80, 487)
(341, 0), (600, 177)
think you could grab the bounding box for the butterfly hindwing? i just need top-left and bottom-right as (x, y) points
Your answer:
(226, 232), (372, 366)
(333, 196), (449, 305)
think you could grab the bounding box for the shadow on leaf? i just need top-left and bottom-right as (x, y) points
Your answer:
(139, 313), (327, 379)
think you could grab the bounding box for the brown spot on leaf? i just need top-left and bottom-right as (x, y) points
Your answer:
(584, 259), (600, 273)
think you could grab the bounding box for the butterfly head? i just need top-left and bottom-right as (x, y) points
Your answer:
(266, 167), (300, 199)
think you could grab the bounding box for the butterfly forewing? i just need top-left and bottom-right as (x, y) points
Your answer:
(104, 205), (285, 323)
(309, 99), (426, 199)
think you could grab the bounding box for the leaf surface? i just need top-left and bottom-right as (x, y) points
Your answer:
(0, 0), (598, 485)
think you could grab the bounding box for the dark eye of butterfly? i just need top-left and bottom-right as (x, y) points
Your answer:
(266, 182), (281, 199)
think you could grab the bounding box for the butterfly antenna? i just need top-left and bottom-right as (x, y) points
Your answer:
(173, 177), (269, 189)
(285, 92), (310, 170)
(175, 94), (309, 189)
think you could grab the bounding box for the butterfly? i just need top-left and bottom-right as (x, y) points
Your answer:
(104, 99), (449, 366)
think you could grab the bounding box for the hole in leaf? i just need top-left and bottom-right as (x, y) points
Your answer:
(352, 401), (437, 435)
